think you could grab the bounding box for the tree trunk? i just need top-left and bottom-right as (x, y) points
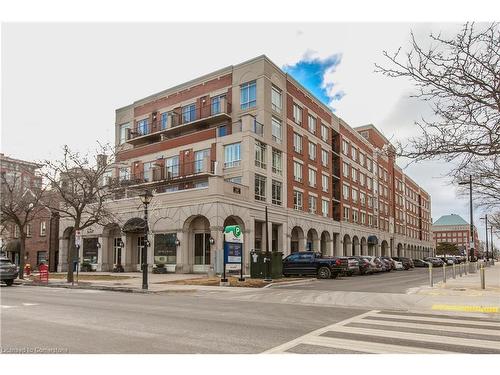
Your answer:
(66, 226), (78, 283)
(18, 232), (26, 280)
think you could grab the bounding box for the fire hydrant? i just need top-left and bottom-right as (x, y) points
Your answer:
(24, 263), (32, 276)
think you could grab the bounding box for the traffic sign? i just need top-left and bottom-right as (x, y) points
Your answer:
(75, 230), (82, 246)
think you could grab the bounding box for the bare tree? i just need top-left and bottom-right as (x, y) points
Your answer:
(40, 144), (118, 283)
(1, 170), (46, 279)
(375, 22), (500, 209)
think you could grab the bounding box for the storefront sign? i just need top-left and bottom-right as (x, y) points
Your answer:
(224, 225), (243, 244)
(224, 242), (242, 271)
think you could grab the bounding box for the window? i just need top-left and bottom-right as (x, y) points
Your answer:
(26, 224), (32, 237)
(352, 168), (358, 182)
(211, 95), (224, 115)
(119, 123), (131, 144)
(308, 115), (316, 134)
(143, 161), (154, 182)
(361, 212), (366, 225)
(308, 196), (317, 214)
(343, 207), (350, 221)
(194, 149), (210, 173)
(218, 125), (228, 137)
(351, 147), (357, 161)
(272, 148), (282, 175)
(293, 191), (303, 210)
(225, 176), (242, 184)
(240, 81), (257, 110)
(321, 124), (328, 142)
(182, 103), (196, 123)
(322, 174), (329, 192)
(119, 167), (130, 181)
(368, 215), (373, 226)
(271, 85), (282, 113)
(343, 162), (350, 178)
(254, 174), (266, 201)
(293, 104), (302, 124)
(367, 158), (373, 172)
(293, 133), (302, 153)
(321, 149), (328, 167)
(37, 251), (47, 265)
(343, 184), (349, 200)
(166, 156), (179, 178)
(40, 221), (47, 237)
(272, 180), (282, 205)
(308, 168), (317, 187)
(255, 141), (267, 169)
(359, 153), (365, 167)
(360, 192), (366, 206)
(352, 209), (359, 223)
(293, 161), (303, 182)
(272, 117), (282, 143)
(154, 233), (177, 264)
(161, 113), (168, 129)
(352, 189), (358, 203)
(224, 143), (241, 168)
(322, 199), (329, 217)
(137, 119), (149, 135)
(359, 173), (365, 187)
(308, 142), (317, 160)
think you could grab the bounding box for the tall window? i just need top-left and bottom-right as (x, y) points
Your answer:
(308, 115), (316, 134)
(361, 212), (366, 225)
(154, 233), (177, 265)
(293, 161), (303, 182)
(352, 168), (358, 182)
(40, 221), (47, 237)
(321, 149), (328, 167)
(224, 143), (241, 168)
(119, 167), (130, 181)
(360, 192), (366, 206)
(308, 168), (316, 187)
(254, 174), (266, 201)
(293, 104), (302, 124)
(367, 158), (373, 172)
(359, 153), (365, 167)
(322, 199), (329, 217)
(240, 81), (257, 110)
(272, 180), (282, 205)
(272, 117), (282, 143)
(26, 224), (32, 237)
(321, 124), (328, 142)
(352, 189), (358, 203)
(343, 207), (350, 221)
(293, 191), (303, 210)
(271, 85), (282, 113)
(161, 113), (168, 129)
(211, 95), (225, 115)
(182, 103), (196, 123)
(272, 148), (282, 175)
(293, 133), (302, 153)
(166, 156), (179, 178)
(343, 162), (350, 178)
(359, 173), (365, 187)
(143, 161), (154, 181)
(255, 141), (267, 169)
(308, 142), (317, 160)
(343, 184), (349, 200)
(308, 196), (317, 214)
(342, 140), (349, 155)
(194, 149), (210, 173)
(119, 123), (131, 144)
(322, 174), (329, 192)
(351, 146), (358, 161)
(137, 119), (148, 135)
(352, 209), (359, 223)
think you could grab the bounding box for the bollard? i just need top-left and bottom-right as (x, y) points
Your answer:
(429, 263), (433, 287)
(480, 264), (485, 289)
(443, 263), (447, 283)
(465, 262), (468, 275)
(459, 263), (463, 277)
(452, 263), (456, 279)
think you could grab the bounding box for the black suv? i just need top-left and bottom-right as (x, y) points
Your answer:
(282, 251), (348, 279)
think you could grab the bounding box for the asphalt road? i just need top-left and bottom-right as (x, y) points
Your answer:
(0, 285), (366, 354)
(277, 267), (434, 293)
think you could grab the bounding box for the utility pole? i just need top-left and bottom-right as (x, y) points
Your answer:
(485, 215), (489, 261)
(459, 175), (474, 261)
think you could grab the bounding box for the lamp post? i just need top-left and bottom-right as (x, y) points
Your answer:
(139, 189), (153, 290)
(480, 215), (489, 261)
(458, 175), (474, 261)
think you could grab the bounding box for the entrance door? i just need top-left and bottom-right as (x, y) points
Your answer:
(113, 238), (122, 266)
(137, 236), (145, 271)
(193, 233), (211, 272)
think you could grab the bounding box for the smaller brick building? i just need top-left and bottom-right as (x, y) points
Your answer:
(432, 213), (479, 256)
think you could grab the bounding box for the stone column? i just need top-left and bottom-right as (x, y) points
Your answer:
(58, 237), (68, 272)
(333, 233), (342, 256)
(97, 237), (104, 272)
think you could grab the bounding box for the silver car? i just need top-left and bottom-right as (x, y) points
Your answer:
(0, 257), (19, 286)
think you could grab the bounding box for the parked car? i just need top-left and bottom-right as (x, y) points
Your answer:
(439, 257), (455, 266)
(340, 257), (360, 276)
(413, 259), (430, 267)
(374, 257), (389, 272)
(380, 256), (402, 270)
(282, 251), (348, 279)
(0, 257), (18, 286)
(353, 256), (373, 275)
(392, 257), (413, 270)
(424, 257), (445, 267)
(378, 257), (393, 272)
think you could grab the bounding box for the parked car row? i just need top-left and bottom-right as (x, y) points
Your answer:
(340, 256), (412, 276)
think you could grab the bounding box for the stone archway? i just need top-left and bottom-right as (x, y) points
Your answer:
(381, 240), (389, 256)
(61, 226), (75, 272)
(360, 237), (367, 255)
(320, 231), (331, 255)
(397, 243), (403, 257)
(343, 234), (351, 256)
(352, 236), (360, 255)
(291, 226), (304, 253)
(306, 228), (319, 252)
(183, 215), (211, 273)
(102, 223), (121, 271)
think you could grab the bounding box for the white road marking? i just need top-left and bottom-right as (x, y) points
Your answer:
(22, 303), (39, 306)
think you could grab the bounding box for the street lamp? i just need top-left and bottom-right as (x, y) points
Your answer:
(139, 189), (153, 290)
(458, 175), (474, 261)
(480, 215), (489, 261)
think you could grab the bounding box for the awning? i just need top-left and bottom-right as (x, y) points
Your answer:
(367, 236), (378, 245)
(4, 239), (21, 253)
(122, 217), (146, 234)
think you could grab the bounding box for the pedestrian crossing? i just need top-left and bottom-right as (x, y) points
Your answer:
(264, 310), (500, 354)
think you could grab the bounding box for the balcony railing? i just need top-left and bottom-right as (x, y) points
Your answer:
(128, 101), (231, 143)
(113, 160), (216, 188)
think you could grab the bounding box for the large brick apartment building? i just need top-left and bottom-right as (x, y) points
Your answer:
(432, 214), (479, 256)
(57, 55), (434, 274)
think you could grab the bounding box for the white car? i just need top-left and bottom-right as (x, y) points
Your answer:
(394, 260), (404, 270)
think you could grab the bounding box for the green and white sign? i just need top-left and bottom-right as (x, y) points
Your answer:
(224, 225), (243, 244)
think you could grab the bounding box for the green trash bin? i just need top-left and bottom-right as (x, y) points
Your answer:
(249, 250), (283, 279)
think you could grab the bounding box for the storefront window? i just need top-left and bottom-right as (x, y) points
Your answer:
(154, 233), (177, 264)
(83, 237), (99, 264)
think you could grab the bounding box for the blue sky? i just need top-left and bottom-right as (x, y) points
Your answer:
(283, 53), (345, 110)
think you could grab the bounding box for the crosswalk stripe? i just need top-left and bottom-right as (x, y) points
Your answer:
(322, 325), (500, 350)
(300, 335), (451, 354)
(347, 318), (500, 336)
(369, 313), (500, 327)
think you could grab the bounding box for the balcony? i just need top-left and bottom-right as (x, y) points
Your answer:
(127, 100), (232, 146)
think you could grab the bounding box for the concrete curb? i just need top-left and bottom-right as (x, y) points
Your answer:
(263, 278), (317, 288)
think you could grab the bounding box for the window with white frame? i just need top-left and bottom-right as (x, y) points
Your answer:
(26, 224), (32, 237)
(309, 195), (317, 214)
(224, 143), (241, 168)
(119, 167), (130, 181)
(359, 172), (365, 187)
(367, 177), (372, 190)
(351, 146), (357, 161)
(352, 189), (358, 203)
(119, 123), (131, 144)
(166, 156), (179, 178)
(359, 153), (365, 167)
(322, 174), (329, 192)
(367, 158), (372, 172)
(272, 148), (282, 175)
(272, 180), (282, 205)
(308, 115), (316, 134)
(343, 184), (350, 200)
(352, 209), (359, 223)
(137, 118), (149, 135)
(254, 174), (266, 201)
(293, 132), (302, 153)
(255, 141), (267, 169)
(321, 149), (328, 167)
(342, 139), (349, 155)
(322, 199), (329, 217)
(271, 117), (282, 144)
(352, 168), (358, 182)
(40, 221), (47, 237)
(343, 207), (350, 221)
(321, 124), (328, 142)
(143, 161), (154, 182)
(308, 168), (317, 187)
(343, 162), (350, 178)
(240, 81), (257, 110)
(308, 142), (317, 160)
(293, 104), (302, 124)
(368, 214), (373, 226)
(361, 212), (366, 225)
(293, 161), (303, 182)
(293, 190), (303, 210)
(271, 85), (282, 113)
